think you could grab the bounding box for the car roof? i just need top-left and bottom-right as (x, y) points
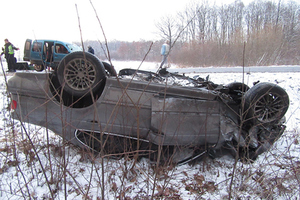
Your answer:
(33, 39), (71, 44)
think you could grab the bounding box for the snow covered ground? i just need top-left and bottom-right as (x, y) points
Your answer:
(0, 61), (299, 199)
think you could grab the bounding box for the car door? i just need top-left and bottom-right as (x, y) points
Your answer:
(30, 40), (44, 64)
(53, 42), (69, 63)
(23, 39), (32, 61)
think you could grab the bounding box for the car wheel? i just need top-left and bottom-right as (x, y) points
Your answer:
(243, 82), (289, 125)
(34, 64), (44, 72)
(57, 52), (106, 97)
(102, 61), (117, 76)
(226, 82), (250, 104)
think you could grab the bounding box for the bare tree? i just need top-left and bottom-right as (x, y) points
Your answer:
(196, 1), (212, 42)
(155, 15), (181, 45)
(177, 6), (197, 43)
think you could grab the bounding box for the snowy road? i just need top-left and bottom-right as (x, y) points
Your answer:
(109, 60), (300, 74)
(169, 65), (300, 73)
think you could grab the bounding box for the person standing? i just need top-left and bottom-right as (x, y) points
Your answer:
(1, 39), (19, 72)
(88, 46), (95, 54)
(160, 40), (170, 68)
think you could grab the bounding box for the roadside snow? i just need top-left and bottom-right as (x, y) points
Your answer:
(0, 61), (299, 199)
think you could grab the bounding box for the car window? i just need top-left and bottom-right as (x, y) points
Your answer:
(66, 43), (82, 52)
(55, 44), (69, 54)
(32, 42), (42, 52)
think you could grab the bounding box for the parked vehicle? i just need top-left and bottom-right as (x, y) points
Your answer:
(7, 52), (289, 164)
(23, 39), (82, 71)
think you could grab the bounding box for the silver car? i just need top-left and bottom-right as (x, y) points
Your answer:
(7, 52), (289, 164)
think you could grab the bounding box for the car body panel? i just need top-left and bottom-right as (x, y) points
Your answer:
(150, 97), (220, 145)
(8, 72), (225, 148)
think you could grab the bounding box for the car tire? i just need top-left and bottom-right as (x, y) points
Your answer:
(243, 82), (289, 125)
(34, 64), (44, 72)
(57, 51), (106, 97)
(226, 82), (250, 104)
(102, 61), (117, 76)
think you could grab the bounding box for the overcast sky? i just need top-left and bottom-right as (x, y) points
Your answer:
(1, 0), (255, 49)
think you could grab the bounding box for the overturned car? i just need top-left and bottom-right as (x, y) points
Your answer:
(7, 52), (289, 164)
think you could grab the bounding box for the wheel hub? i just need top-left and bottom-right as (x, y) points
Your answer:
(63, 59), (97, 91)
(77, 69), (85, 79)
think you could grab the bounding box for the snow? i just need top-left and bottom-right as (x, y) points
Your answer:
(0, 61), (299, 199)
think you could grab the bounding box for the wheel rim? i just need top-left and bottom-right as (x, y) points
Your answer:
(254, 92), (284, 123)
(34, 65), (43, 71)
(64, 58), (97, 91)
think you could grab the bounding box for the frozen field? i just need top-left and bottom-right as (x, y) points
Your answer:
(0, 61), (299, 199)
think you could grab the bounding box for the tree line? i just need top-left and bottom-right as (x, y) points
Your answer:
(79, 0), (300, 67)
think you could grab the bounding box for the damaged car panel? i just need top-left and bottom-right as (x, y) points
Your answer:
(7, 52), (289, 164)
